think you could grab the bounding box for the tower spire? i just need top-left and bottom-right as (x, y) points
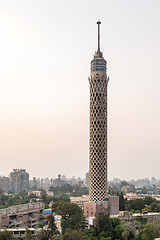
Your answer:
(97, 20), (101, 52)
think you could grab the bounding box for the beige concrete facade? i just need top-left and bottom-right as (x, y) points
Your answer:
(84, 23), (119, 220)
(70, 195), (89, 210)
(88, 22), (109, 203)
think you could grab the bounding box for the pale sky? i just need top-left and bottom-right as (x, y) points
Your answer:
(0, 0), (160, 180)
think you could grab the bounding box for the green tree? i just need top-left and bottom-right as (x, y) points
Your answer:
(37, 221), (50, 240)
(0, 230), (16, 240)
(150, 202), (160, 212)
(99, 237), (111, 240)
(56, 201), (84, 233)
(83, 228), (97, 239)
(47, 214), (57, 237)
(36, 229), (49, 240)
(52, 235), (63, 240)
(25, 229), (35, 240)
(108, 185), (119, 196)
(143, 196), (157, 206)
(17, 190), (28, 197)
(125, 199), (146, 212)
(121, 225), (134, 240)
(120, 181), (129, 187)
(122, 228), (129, 240)
(63, 229), (84, 240)
(118, 192), (126, 211)
(95, 208), (112, 236)
(110, 217), (120, 228)
(113, 224), (124, 240)
(139, 221), (160, 240)
(38, 221), (46, 230)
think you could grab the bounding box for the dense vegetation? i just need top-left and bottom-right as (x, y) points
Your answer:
(0, 190), (70, 209)
(118, 193), (160, 213)
(1, 187), (160, 239)
(0, 191), (30, 209)
(49, 184), (89, 197)
(0, 183), (88, 209)
(1, 201), (160, 239)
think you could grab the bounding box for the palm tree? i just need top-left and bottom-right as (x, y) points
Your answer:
(37, 221), (49, 240)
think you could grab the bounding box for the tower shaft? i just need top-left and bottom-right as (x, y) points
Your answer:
(89, 22), (109, 203)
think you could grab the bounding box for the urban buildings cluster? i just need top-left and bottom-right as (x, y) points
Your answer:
(109, 177), (160, 195)
(0, 169), (87, 194)
(110, 177), (160, 189)
(0, 169), (29, 194)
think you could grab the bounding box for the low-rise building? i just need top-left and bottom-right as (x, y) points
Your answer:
(70, 195), (89, 210)
(84, 196), (119, 218)
(0, 228), (36, 240)
(28, 191), (42, 197)
(0, 201), (45, 229)
(119, 211), (160, 222)
(124, 193), (143, 200)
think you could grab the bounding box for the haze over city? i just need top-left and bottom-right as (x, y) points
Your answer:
(0, 0), (160, 180)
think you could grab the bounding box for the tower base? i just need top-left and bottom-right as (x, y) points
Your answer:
(84, 195), (119, 218)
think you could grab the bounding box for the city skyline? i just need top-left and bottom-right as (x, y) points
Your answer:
(1, 0), (160, 180)
(1, 168), (160, 182)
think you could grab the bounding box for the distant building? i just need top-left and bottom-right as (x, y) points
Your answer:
(135, 178), (150, 189)
(0, 176), (11, 193)
(85, 172), (89, 187)
(28, 191), (42, 197)
(119, 211), (160, 223)
(124, 193), (142, 200)
(151, 177), (158, 186)
(10, 169), (29, 193)
(50, 178), (53, 185)
(29, 177), (38, 190)
(121, 185), (135, 193)
(40, 178), (44, 188)
(0, 201), (44, 229)
(68, 177), (77, 186)
(51, 175), (66, 187)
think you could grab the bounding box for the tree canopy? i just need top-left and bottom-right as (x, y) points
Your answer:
(56, 201), (84, 233)
(0, 230), (16, 240)
(139, 221), (160, 240)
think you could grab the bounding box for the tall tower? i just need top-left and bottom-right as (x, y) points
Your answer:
(89, 21), (109, 203)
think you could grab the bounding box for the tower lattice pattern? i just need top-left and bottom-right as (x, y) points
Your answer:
(89, 58), (109, 203)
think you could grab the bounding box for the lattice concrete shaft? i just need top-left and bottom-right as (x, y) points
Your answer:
(88, 37), (109, 203)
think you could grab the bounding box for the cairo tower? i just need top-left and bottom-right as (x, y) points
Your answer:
(88, 21), (109, 203)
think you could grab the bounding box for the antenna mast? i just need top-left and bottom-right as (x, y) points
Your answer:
(97, 21), (101, 52)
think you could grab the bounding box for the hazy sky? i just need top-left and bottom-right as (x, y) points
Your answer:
(0, 0), (160, 180)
